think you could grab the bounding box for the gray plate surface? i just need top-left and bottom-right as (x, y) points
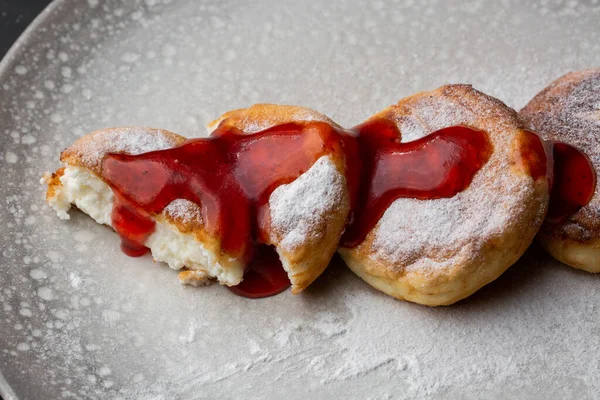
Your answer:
(1, 0), (600, 398)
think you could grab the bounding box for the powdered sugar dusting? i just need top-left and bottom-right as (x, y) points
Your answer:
(269, 156), (344, 250)
(399, 99), (470, 142)
(290, 109), (332, 125)
(370, 87), (538, 271)
(523, 69), (600, 160)
(521, 68), (600, 237)
(374, 162), (532, 272)
(70, 127), (180, 168)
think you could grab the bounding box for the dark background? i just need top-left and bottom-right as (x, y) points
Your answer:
(1, 0), (52, 58)
(1, 1), (52, 398)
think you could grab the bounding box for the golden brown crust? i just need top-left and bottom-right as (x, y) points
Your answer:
(537, 235), (600, 273)
(339, 84), (549, 306)
(521, 68), (600, 272)
(44, 167), (65, 202)
(207, 103), (340, 133)
(178, 270), (211, 286)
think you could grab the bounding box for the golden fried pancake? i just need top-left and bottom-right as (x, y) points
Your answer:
(521, 68), (600, 273)
(207, 103), (340, 133)
(338, 85), (550, 306)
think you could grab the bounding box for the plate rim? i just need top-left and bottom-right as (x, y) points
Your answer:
(0, 0), (66, 397)
(0, 0), (65, 84)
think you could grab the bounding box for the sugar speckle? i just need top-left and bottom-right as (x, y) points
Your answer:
(15, 65), (28, 75)
(4, 151), (18, 163)
(61, 84), (74, 94)
(19, 308), (32, 317)
(210, 16), (225, 29)
(69, 273), (82, 288)
(162, 44), (177, 57)
(16, 342), (30, 351)
(37, 287), (55, 301)
(102, 309), (122, 325)
(85, 344), (101, 352)
(121, 52), (140, 63)
(30, 269), (48, 280)
(21, 134), (36, 144)
(61, 67), (72, 78)
(131, 11), (143, 21)
(223, 49), (237, 62)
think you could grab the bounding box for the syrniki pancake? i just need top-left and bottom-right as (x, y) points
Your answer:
(521, 68), (600, 273)
(338, 85), (550, 306)
(44, 105), (351, 295)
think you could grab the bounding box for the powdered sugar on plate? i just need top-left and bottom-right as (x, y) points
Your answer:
(2, 0), (600, 398)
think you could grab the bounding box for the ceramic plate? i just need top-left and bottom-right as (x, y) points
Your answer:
(1, 0), (600, 398)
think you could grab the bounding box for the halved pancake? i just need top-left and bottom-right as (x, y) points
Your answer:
(43, 105), (351, 294)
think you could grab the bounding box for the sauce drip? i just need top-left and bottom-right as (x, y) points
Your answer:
(228, 245), (290, 298)
(100, 120), (496, 298)
(546, 141), (596, 224)
(110, 193), (155, 257)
